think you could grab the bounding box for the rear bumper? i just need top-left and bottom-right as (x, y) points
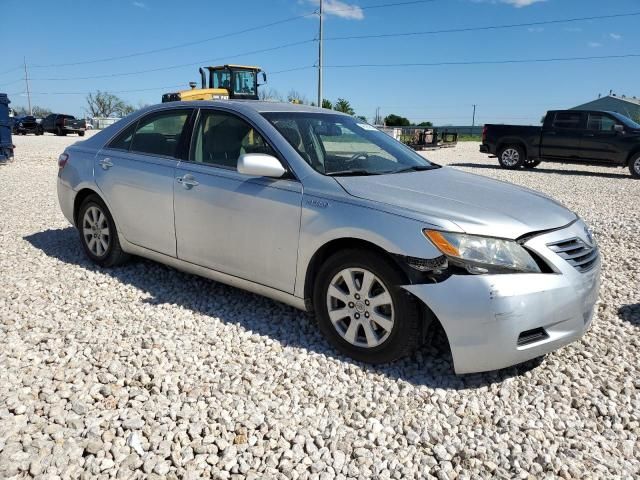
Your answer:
(403, 221), (601, 374)
(479, 144), (491, 154)
(57, 177), (76, 226)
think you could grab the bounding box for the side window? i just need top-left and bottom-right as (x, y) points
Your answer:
(190, 111), (275, 168)
(552, 112), (583, 129)
(587, 113), (617, 132)
(107, 121), (137, 151)
(129, 109), (191, 157)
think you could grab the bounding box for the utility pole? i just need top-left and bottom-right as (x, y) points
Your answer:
(317, 0), (323, 108)
(24, 57), (32, 115)
(471, 104), (477, 137)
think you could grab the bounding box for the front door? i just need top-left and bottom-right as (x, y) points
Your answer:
(581, 112), (622, 163)
(174, 109), (302, 293)
(540, 111), (585, 159)
(95, 108), (192, 257)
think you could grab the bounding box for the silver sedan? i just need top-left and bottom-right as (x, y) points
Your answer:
(57, 101), (600, 374)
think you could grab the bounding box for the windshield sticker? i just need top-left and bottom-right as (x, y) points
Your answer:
(357, 123), (378, 131)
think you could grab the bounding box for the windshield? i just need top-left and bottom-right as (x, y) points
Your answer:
(610, 111), (640, 129)
(263, 112), (438, 176)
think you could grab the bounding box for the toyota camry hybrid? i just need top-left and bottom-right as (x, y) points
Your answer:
(57, 101), (601, 374)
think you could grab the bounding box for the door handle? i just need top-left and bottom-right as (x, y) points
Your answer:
(99, 158), (113, 170)
(177, 174), (199, 188)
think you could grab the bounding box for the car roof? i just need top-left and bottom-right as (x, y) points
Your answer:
(145, 100), (349, 116)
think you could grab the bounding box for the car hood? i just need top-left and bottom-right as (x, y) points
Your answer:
(334, 167), (576, 239)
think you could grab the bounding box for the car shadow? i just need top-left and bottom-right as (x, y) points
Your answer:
(450, 162), (630, 180)
(24, 227), (545, 390)
(618, 304), (640, 327)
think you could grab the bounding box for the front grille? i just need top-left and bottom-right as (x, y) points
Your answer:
(547, 237), (599, 273)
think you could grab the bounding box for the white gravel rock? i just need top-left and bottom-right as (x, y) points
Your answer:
(0, 135), (638, 479)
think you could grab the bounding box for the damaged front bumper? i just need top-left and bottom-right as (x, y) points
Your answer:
(403, 221), (601, 374)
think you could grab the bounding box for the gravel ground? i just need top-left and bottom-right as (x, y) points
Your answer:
(1, 134), (638, 480)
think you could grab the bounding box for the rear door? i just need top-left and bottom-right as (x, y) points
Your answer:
(95, 108), (193, 257)
(540, 111), (586, 159)
(581, 112), (623, 163)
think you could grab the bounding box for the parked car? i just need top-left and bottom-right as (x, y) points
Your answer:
(12, 115), (44, 135)
(57, 101), (601, 374)
(42, 113), (86, 136)
(480, 110), (640, 178)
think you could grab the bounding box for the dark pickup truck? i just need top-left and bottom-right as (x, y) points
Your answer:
(480, 110), (640, 178)
(12, 115), (43, 135)
(42, 113), (86, 136)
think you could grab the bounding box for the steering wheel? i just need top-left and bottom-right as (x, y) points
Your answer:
(346, 152), (369, 163)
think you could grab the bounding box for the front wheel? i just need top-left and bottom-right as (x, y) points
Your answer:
(629, 154), (640, 179)
(498, 145), (525, 169)
(313, 250), (422, 364)
(78, 195), (130, 267)
(78, 131), (85, 137)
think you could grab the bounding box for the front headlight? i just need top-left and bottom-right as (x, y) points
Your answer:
(423, 229), (541, 274)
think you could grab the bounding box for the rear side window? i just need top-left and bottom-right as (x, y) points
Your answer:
(587, 113), (617, 132)
(552, 112), (583, 129)
(108, 122), (137, 151)
(129, 109), (191, 157)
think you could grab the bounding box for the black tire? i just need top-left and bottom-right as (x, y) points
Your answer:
(77, 195), (129, 267)
(56, 127), (67, 136)
(78, 130), (85, 137)
(313, 249), (422, 364)
(629, 153), (640, 179)
(523, 159), (541, 169)
(497, 145), (525, 169)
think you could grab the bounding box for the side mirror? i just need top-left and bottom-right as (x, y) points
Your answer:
(237, 153), (286, 178)
(614, 124), (625, 134)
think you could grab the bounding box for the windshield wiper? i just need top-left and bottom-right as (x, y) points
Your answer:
(390, 165), (438, 174)
(326, 169), (382, 177)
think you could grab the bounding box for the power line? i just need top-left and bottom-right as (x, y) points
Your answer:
(18, 84), (189, 96)
(22, 0), (437, 70)
(0, 78), (24, 87)
(324, 53), (640, 69)
(29, 13), (317, 69)
(326, 11), (640, 41)
(29, 39), (316, 81)
(0, 66), (22, 76)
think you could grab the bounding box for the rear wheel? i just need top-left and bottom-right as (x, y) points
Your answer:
(313, 250), (422, 364)
(629, 153), (640, 179)
(498, 145), (525, 169)
(78, 195), (129, 267)
(78, 131), (85, 137)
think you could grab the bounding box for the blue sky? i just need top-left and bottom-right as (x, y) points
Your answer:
(2, 0), (639, 125)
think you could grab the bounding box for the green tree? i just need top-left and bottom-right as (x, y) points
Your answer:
(384, 114), (411, 127)
(86, 91), (134, 118)
(334, 98), (355, 115)
(417, 121), (433, 127)
(632, 112), (640, 124)
(11, 105), (52, 118)
(356, 115), (367, 122)
(322, 99), (333, 109)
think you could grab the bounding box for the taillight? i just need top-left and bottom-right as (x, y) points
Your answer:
(58, 153), (69, 169)
(482, 125), (488, 142)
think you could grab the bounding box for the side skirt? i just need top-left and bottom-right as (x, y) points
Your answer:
(119, 235), (308, 312)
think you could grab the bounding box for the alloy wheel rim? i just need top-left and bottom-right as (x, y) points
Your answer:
(82, 206), (110, 257)
(502, 148), (520, 167)
(634, 157), (640, 175)
(326, 268), (395, 348)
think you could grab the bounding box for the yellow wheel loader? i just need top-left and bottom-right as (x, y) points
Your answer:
(162, 65), (265, 103)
